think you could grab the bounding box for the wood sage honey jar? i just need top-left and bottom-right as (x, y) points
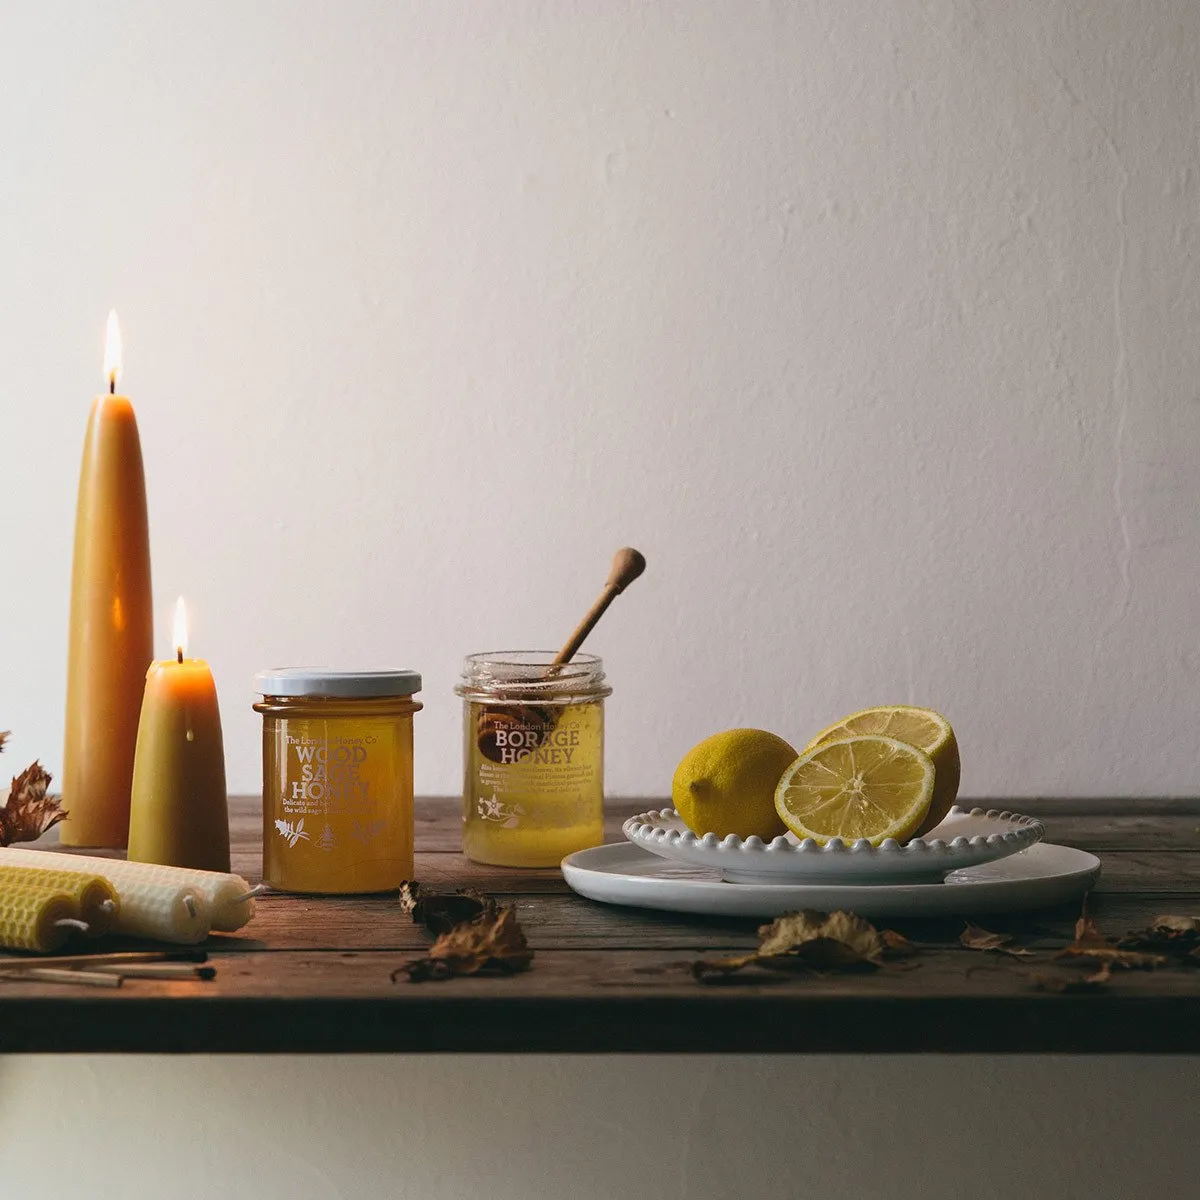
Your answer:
(456, 652), (610, 867)
(254, 669), (421, 893)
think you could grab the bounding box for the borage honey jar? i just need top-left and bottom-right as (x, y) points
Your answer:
(254, 669), (421, 893)
(456, 652), (610, 868)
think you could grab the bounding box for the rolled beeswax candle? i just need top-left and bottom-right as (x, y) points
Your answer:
(0, 849), (209, 944)
(0, 884), (80, 953)
(62, 313), (153, 849)
(0, 867), (119, 937)
(0, 848), (252, 934)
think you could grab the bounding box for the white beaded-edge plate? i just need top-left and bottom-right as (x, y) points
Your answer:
(622, 806), (1045, 885)
(561, 841), (1099, 920)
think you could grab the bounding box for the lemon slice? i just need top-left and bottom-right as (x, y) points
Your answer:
(802, 706), (960, 835)
(774, 735), (934, 846)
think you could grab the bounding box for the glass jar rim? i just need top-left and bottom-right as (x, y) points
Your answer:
(457, 651), (609, 699)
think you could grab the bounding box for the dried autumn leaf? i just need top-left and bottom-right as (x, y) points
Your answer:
(1055, 909), (1166, 970)
(692, 910), (901, 983)
(881, 928), (918, 957)
(0, 731), (8, 753)
(1150, 915), (1200, 937)
(396, 907), (533, 983)
(404, 885), (498, 935)
(758, 910), (885, 962)
(1033, 961), (1113, 993)
(691, 954), (759, 983)
(1074, 911), (1104, 945)
(960, 923), (1033, 957)
(397, 880), (420, 915)
(1, 762), (66, 845)
(1118, 916), (1200, 958)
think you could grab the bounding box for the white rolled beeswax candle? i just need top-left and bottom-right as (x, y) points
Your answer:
(0, 847), (253, 931)
(0, 848), (210, 944)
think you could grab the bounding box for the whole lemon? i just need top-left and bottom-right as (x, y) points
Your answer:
(672, 729), (797, 840)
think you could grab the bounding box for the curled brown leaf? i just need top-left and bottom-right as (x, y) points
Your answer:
(1056, 910), (1166, 969)
(1149, 915), (1200, 937)
(693, 910), (910, 983)
(959, 922), (1033, 957)
(757, 910), (885, 962)
(1, 762), (66, 845)
(396, 907), (533, 983)
(881, 928), (918, 958)
(691, 954), (759, 984)
(398, 882), (498, 935)
(397, 880), (420, 915)
(1118, 915), (1200, 959)
(1033, 961), (1113, 993)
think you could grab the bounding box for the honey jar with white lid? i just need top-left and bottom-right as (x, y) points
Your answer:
(254, 668), (421, 893)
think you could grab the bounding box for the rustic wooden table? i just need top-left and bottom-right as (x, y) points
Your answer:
(1, 796), (1198, 1053)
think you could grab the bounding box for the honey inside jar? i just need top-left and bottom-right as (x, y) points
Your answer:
(457, 652), (610, 867)
(254, 669), (421, 893)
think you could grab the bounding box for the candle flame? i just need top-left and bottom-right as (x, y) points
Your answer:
(104, 310), (122, 392)
(173, 597), (189, 661)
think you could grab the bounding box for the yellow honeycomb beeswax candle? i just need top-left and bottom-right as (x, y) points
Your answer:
(0, 848), (210, 943)
(0, 881), (83, 953)
(0, 867), (118, 937)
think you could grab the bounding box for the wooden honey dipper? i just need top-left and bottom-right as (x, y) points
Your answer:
(475, 548), (646, 760)
(552, 546), (647, 666)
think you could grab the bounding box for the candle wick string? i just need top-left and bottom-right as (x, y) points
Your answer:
(177, 648), (183, 664)
(109, 377), (115, 395)
(232, 884), (270, 904)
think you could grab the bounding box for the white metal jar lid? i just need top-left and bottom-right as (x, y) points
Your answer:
(254, 668), (422, 697)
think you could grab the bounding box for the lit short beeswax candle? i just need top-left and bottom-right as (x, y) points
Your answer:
(128, 598), (230, 873)
(62, 312), (153, 848)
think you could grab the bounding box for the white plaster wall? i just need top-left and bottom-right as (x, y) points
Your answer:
(1, 4), (1198, 1198)
(0, 1055), (1197, 1199)
(2, 0), (1198, 798)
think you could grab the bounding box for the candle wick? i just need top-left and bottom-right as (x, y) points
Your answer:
(177, 648), (184, 664)
(109, 376), (115, 395)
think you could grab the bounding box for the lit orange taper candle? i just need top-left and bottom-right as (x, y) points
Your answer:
(61, 312), (153, 848)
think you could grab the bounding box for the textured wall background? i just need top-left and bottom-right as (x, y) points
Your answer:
(1, 3), (1198, 1197)
(3, 0), (1198, 798)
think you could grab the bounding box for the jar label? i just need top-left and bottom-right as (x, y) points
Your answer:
(463, 700), (604, 866)
(262, 716), (413, 891)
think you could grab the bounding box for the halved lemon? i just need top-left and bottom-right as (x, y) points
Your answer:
(774, 735), (934, 846)
(802, 706), (960, 835)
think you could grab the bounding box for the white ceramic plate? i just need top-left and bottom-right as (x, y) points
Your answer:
(622, 806), (1044, 884)
(562, 841), (1100, 919)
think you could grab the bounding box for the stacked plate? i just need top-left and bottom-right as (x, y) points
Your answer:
(562, 806), (1100, 919)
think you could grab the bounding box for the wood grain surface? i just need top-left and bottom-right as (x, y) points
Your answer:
(2, 796), (1199, 1053)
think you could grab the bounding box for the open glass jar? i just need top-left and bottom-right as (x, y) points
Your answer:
(254, 668), (421, 893)
(456, 652), (611, 867)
